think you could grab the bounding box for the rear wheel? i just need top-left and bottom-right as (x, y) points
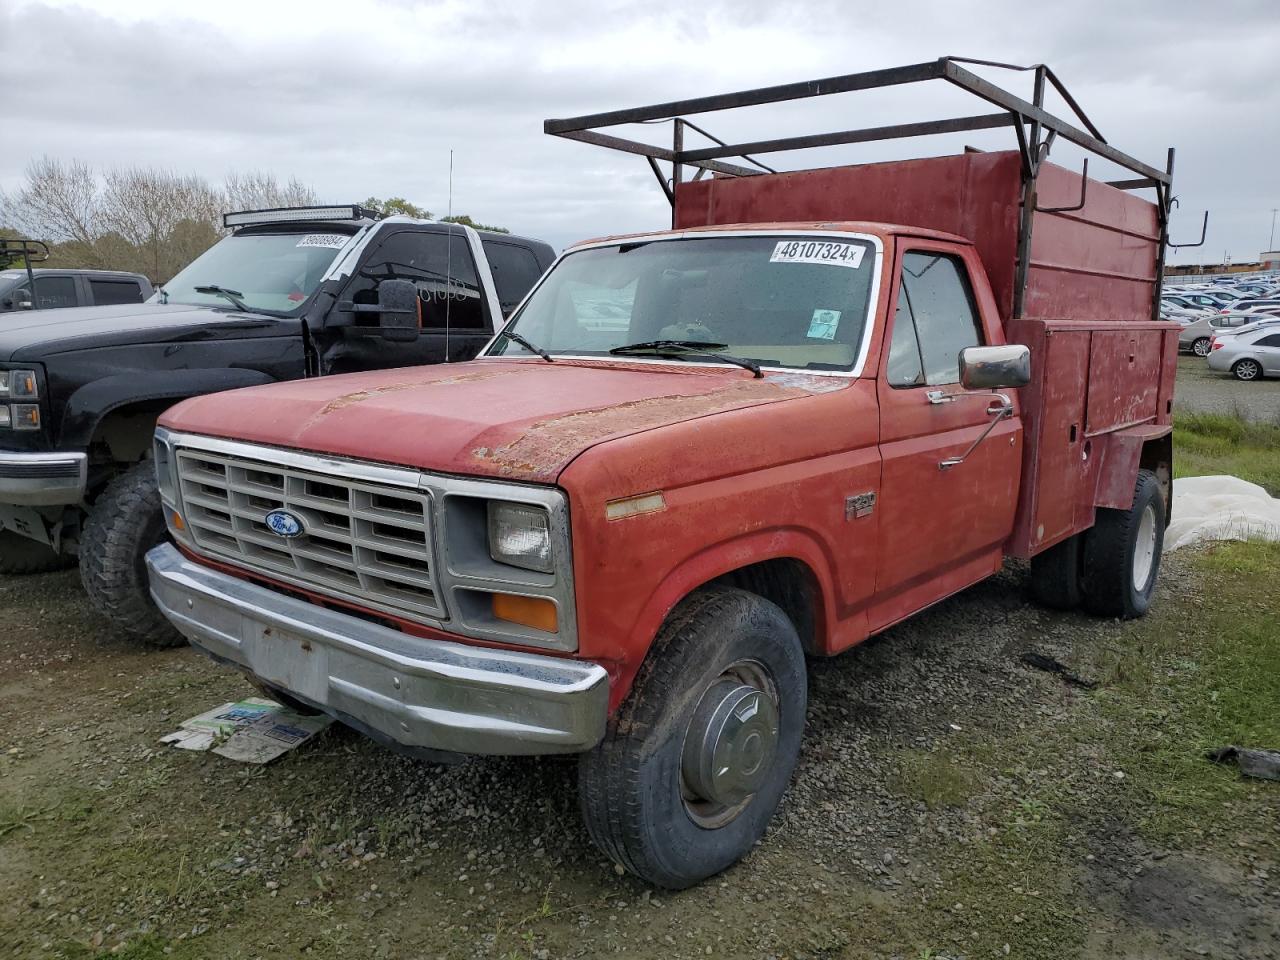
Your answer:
(1232, 358), (1261, 381)
(80, 460), (182, 647)
(0, 530), (73, 575)
(578, 587), (806, 889)
(1081, 468), (1165, 620)
(1192, 337), (1211, 357)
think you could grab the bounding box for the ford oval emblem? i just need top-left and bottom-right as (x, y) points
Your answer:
(264, 509), (304, 539)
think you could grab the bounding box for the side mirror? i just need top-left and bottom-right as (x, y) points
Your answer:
(377, 279), (420, 342)
(959, 344), (1031, 390)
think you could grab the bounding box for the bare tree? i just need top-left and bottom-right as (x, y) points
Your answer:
(224, 171), (316, 213)
(101, 167), (222, 280)
(1, 157), (103, 266)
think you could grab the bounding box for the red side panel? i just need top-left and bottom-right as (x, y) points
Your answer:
(1084, 331), (1165, 435)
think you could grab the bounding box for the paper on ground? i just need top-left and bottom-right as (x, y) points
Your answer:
(1166, 475), (1280, 552)
(160, 697), (332, 763)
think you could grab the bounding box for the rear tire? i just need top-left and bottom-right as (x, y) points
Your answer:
(80, 461), (183, 647)
(1081, 469), (1164, 620)
(1192, 337), (1211, 357)
(1232, 358), (1261, 381)
(578, 587), (807, 889)
(1029, 532), (1083, 610)
(0, 530), (74, 575)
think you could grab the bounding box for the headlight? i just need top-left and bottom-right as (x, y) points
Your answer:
(0, 370), (38, 398)
(487, 501), (553, 573)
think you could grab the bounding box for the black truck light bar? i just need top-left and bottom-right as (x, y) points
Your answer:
(544, 55), (1205, 322)
(222, 204), (383, 229)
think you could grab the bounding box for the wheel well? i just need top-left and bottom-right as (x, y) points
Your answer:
(1140, 433), (1173, 524)
(711, 557), (822, 654)
(89, 401), (173, 464)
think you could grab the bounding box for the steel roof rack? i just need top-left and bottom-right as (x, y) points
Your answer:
(544, 55), (1188, 311)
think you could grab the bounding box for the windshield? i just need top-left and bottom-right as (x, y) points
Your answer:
(158, 230), (353, 313)
(486, 234), (878, 372)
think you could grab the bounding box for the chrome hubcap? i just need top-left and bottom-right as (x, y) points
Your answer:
(1238, 360), (1259, 380)
(1132, 502), (1157, 592)
(1194, 339), (1210, 357)
(681, 660), (779, 828)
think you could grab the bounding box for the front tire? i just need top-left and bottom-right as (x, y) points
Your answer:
(1081, 468), (1165, 619)
(80, 460), (183, 647)
(1233, 358), (1261, 381)
(1029, 532), (1083, 610)
(0, 530), (74, 575)
(578, 587), (807, 889)
(1192, 337), (1211, 357)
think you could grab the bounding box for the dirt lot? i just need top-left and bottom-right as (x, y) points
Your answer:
(3, 535), (1278, 960)
(1174, 355), (1280, 422)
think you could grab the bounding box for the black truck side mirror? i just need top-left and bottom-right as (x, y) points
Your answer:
(376, 279), (420, 342)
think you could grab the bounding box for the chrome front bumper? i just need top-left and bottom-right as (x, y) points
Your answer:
(146, 544), (610, 756)
(0, 451), (87, 505)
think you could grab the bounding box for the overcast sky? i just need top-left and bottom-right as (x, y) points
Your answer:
(2, 0), (1277, 262)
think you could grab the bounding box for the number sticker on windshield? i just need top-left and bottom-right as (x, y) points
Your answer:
(769, 240), (865, 269)
(295, 234), (349, 249)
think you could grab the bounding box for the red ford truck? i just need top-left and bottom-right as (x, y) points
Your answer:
(145, 59), (1184, 888)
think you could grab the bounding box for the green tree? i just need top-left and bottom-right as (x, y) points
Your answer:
(362, 196), (432, 219)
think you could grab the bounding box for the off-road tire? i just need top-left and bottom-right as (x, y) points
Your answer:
(1029, 532), (1083, 610)
(578, 586), (807, 889)
(1191, 337), (1211, 357)
(80, 460), (182, 647)
(0, 530), (74, 575)
(1232, 358), (1262, 381)
(1080, 468), (1165, 620)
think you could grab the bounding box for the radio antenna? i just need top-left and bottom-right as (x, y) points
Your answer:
(444, 148), (453, 362)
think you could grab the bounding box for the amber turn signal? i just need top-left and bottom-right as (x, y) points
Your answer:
(491, 593), (558, 633)
(170, 510), (186, 531)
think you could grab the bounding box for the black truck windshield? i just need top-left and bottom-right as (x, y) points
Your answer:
(159, 230), (352, 313)
(486, 234), (877, 372)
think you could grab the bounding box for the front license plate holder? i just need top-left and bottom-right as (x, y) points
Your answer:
(244, 621), (329, 704)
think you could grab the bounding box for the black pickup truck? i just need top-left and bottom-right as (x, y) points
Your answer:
(0, 204), (554, 643)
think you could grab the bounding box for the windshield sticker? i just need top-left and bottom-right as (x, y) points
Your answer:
(770, 240), (865, 269)
(295, 234), (349, 250)
(807, 309), (841, 341)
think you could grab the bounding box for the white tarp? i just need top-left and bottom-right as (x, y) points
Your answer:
(1165, 475), (1280, 552)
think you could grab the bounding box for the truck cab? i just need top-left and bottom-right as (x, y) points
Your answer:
(145, 59), (1181, 889)
(0, 205), (553, 643)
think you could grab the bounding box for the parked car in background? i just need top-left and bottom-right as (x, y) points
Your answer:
(0, 204), (555, 647)
(1208, 326), (1280, 380)
(0, 268), (153, 312)
(1178, 313), (1260, 356)
(1228, 298), (1280, 313)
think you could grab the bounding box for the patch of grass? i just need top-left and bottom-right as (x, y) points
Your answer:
(890, 750), (978, 810)
(1173, 411), (1280, 494)
(1095, 541), (1280, 842)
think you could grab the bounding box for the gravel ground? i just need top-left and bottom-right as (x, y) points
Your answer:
(2, 547), (1277, 959)
(1174, 355), (1280, 421)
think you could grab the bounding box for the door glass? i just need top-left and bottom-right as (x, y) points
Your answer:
(33, 276), (78, 308)
(886, 293), (925, 387)
(892, 252), (984, 387)
(90, 279), (145, 305)
(350, 231), (488, 331)
(482, 240), (544, 316)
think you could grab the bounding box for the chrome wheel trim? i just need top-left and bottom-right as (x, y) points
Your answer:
(1193, 338), (1211, 357)
(1132, 502), (1158, 593)
(1236, 359), (1260, 380)
(680, 659), (780, 830)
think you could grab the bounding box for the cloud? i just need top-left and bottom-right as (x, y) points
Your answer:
(2, 0), (1277, 258)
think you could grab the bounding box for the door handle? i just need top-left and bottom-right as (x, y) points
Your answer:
(939, 393), (1014, 471)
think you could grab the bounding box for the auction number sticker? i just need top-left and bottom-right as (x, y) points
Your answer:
(296, 234), (350, 249)
(769, 239), (865, 269)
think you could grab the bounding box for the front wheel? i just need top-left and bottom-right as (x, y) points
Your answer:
(1233, 358), (1262, 381)
(80, 460), (183, 647)
(0, 530), (74, 575)
(578, 587), (807, 889)
(1081, 468), (1165, 619)
(1192, 337), (1211, 357)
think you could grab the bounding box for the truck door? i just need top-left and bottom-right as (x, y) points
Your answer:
(868, 242), (1022, 632)
(326, 228), (498, 373)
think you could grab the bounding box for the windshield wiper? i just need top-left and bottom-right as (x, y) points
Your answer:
(496, 328), (554, 363)
(194, 284), (250, 312)
(609, 340), (762, 378)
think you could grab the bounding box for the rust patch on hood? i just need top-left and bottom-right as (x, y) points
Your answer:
(308, 369), (508, 422)
(472, 378), (802, 477)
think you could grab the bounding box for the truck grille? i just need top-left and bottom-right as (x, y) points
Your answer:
(174, 447), (444, 621)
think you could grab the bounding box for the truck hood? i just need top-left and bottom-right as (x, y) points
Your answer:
(0, 302), (287, 361)
(160, 360), (836, 483)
